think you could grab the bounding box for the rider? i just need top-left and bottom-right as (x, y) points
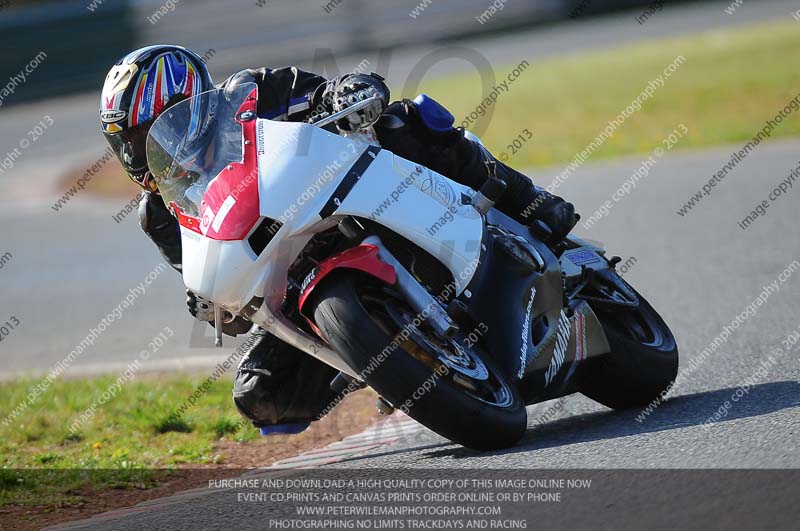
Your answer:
(100, 45), (578, 434)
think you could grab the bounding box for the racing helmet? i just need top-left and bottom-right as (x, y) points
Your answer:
(100, 45), (214, 191)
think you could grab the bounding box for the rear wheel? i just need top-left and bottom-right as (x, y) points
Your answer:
(576, 272), (679, 409)
(307, 272), (527, 451)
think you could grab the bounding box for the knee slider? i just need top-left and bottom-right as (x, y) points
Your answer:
(232, 369), (278, 426)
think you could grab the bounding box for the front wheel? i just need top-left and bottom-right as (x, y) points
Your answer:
(576, 273), (679, 409)
(306, 272), (527, 451)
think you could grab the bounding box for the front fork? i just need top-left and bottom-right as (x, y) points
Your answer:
(361, 235), (460, 339)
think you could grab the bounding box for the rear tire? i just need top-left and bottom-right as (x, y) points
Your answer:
(577, 278), (679, 409)
(307, 272), (527, 451)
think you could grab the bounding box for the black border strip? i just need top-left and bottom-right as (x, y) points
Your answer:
(319, 145), (381, 218)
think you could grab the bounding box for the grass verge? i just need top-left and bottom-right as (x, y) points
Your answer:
(0, 373), (378, 510)
(409, 19), (800, 168)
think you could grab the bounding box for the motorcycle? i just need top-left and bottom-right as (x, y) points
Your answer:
(145, 83), (678, 451)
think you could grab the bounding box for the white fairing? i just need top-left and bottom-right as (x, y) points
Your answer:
(256, 119), (483, 290)
(180, 228), (259, 308)
(181, 119), (483, 373)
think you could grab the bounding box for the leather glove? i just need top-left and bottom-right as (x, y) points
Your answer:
(322, 73), (390, 132)
(186, 290), (252, 337)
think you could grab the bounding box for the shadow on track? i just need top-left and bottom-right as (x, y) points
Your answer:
(419, 380), (800, 460)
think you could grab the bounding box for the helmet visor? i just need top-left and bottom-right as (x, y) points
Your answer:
(103, 120), (153, 185)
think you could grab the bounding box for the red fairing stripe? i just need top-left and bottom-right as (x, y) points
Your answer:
(176, 87), (262, 241)
(298, 245), (397, 313)
(173, 203), (203, 234)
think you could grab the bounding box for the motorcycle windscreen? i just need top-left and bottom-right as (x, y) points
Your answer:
(145, 83), (261, 240)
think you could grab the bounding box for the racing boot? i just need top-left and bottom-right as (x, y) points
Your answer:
(454, 136), (579, 246)
(376, 95), (578, 246)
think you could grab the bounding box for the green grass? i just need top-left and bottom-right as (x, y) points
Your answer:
(406, 20), (800, 168)
(0, 374), (256, 506)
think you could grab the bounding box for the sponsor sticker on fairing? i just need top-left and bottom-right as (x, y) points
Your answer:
(544, 310), (571, 386)
(211, 195), (236, 232)
(200, 206), (214, 234)
(517, 287), (536, 379)
(567, 249), (602, 266)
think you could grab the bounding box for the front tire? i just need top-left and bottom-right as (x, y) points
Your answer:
(307, 272), (527, 451)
